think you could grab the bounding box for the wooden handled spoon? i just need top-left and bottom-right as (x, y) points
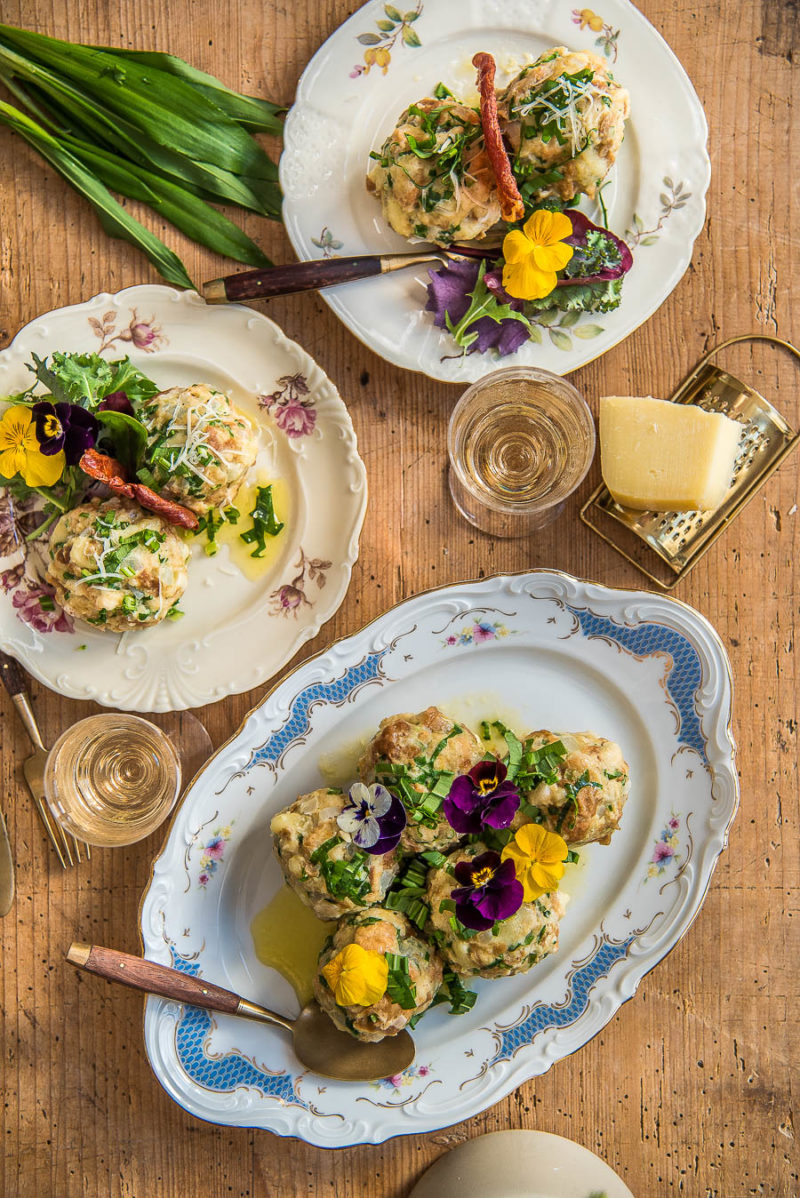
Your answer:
(66, 942), (415, 1083)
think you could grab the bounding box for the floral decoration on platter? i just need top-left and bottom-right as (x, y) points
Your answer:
(644, 814), (681, 881)
(269, 548), (332, 618)
(89, 307), (166, 354)
(350, 2), (423, 78)
(370, 1062), (431, 1093)
(311, 227), (344, 258)
(198, 823), (234, 888)
(625, 177), (693, 248)
(571, 8), (621, 61)
(258, 373), (317, 438)
(442, 619), (512, 647)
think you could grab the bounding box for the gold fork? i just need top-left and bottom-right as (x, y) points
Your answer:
(0, 652), (91, 868)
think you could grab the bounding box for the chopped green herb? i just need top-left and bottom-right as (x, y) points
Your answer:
(384, 952), (417, 1010)
(239, 484), (284, 558)
(431, 970), (477, 1015)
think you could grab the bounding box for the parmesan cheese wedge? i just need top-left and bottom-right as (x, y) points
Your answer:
(599, 395), (742, 511)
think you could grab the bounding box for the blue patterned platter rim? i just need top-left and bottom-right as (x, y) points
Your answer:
(280, 0), (710, 382)
(140, 570), (737, 1146)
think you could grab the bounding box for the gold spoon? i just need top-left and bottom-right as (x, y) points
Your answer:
(66, 942), (415, 1083)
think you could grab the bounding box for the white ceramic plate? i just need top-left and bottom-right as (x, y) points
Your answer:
(0, 285), (367, 711)
(140, 570), (737, 1145)
(281, 0), (710, 382)
(409, 1130), (634, 1198)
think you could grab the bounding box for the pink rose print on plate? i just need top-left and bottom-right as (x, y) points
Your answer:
(258, 374), (317, 439)
(89, 307), (166, 354)
(275, 399), (316, 438)
(269, 549), (331, 618)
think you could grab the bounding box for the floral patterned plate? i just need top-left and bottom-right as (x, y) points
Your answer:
(280, 0), (710, 382)
(140, 570), (737, 1145)
(0, 285), (367, 711)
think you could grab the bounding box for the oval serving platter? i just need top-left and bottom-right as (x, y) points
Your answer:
(280, 0), (710, 382)
(140, 570), (737, 1146)
(0, 284), (367, 711)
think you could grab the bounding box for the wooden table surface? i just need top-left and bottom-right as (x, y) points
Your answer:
(1, 1), (797, 1194)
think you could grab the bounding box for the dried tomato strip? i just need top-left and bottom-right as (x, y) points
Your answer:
(79, 449), (199, 531)
(472, 52), (524, 224)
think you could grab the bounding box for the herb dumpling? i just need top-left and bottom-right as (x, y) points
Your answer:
(314, 908), (443, 1042)
(499, 47), (629, 203)
(140, 384), (257, 515)
(366, 97), (502, 246)
(425, 842), (567, 979)
(46, 497), (189, 631)
(358, 707), (485, 852)
(270, 788), (401, 921)
(514, 730), (629, 845)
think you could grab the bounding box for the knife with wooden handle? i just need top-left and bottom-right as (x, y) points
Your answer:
(201, 244), (495, 303)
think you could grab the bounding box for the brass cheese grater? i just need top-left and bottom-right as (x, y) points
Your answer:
(580, 333), (800, 589)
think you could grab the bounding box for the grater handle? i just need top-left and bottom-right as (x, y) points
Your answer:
(687, 333), (800, 385)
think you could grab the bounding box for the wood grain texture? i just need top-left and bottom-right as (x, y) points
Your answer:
(0, 1), (798, 1195)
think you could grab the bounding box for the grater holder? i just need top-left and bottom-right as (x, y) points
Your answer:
(580, 334), (800, 589)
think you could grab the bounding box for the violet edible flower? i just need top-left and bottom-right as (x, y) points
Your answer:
(32, 401), (98, 464)
(426, 260), (531, 356)
(444, 760), (520, 834)
(97, 391), (135, 416)
(451, 851), (524, 932)
(336, 782), (406, 855)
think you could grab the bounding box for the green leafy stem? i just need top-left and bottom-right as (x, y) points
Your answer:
(625, 175), (692, 248)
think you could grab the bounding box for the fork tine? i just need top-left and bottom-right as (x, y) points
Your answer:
(56, 820), (74, 867)
(71, 835), (82, 863)
(33, 799), (68, 869)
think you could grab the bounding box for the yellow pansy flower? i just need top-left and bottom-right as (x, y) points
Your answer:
(501, 210), (575, 301)
(0, 405), (64, 488)
(321, 943), (389, 1007)
(501, 823), (569, 901)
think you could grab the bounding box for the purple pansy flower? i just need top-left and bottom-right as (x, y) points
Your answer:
(451, 851), (524, 932)
(443, 761), (520, 835)
(337, 782), (406, 854)
(653, 841), (675, 863)
(98, 391), (135, 416)
(32, 401), (98, 464)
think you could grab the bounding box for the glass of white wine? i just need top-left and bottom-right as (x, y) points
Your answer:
(44, 713), (183, 847)
(447, 366), (596, 537)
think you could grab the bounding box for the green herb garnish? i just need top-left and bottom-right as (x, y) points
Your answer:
(384, 952), (417, 1010)
(239, 484), (284, 558)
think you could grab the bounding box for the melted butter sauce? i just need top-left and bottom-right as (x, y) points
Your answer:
(214, 473), (291, 582)
(251, 885), (336, 1006)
